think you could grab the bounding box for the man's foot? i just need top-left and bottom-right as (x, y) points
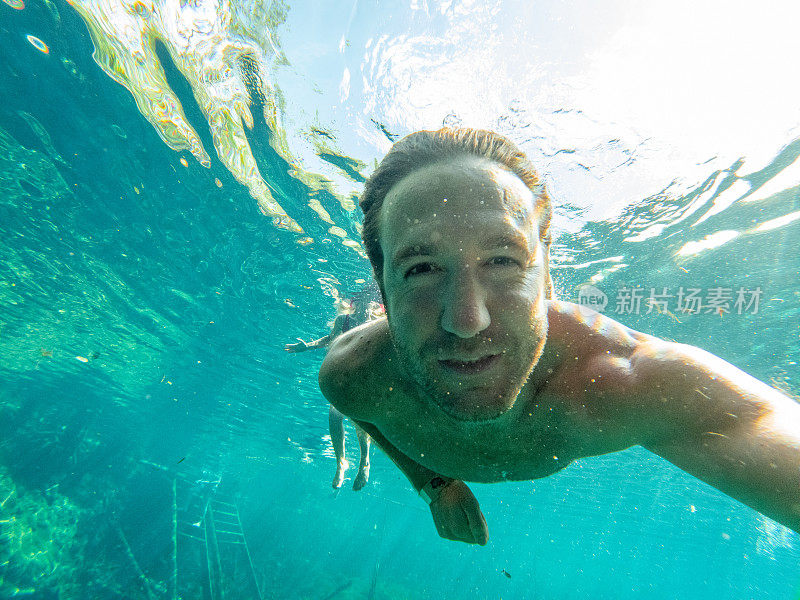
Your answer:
(332, 459), (349, 489)
(353, 463), (370, 491)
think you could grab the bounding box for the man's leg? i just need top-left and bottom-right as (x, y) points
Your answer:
(352, 424), (371, 491)
(329, 405), (348, 488)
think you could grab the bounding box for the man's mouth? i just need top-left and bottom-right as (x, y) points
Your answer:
(439, 354), (500, 375)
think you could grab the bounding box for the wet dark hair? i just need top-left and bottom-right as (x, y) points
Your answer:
(359, 127), (554, 297)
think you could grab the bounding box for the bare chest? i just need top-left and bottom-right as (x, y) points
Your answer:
(375, 394), (577, 483)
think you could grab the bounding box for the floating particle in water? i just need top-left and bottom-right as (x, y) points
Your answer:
(61, 57), (84, 81)
(75, 355), (89, 363)
(355, 279), (365, 284)
(501, 569), (512, 579)
(179, 157), (189, 167)
(296, 237), (313, 245)
(284, 298), (296, 307)
(2, 0), (24, 9)
(26, 35), (49, 54)
(39, 348), (53, 357)
(134, 186), (140, 194)
(443, 112), (463, 129)
(43, 0), (59, 23)
(214, 177), (222, 188)
(111, 124), (127, 139)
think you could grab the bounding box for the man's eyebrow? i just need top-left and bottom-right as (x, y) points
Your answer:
(483, 233), (530, 253)
(392, 243), (439, 264)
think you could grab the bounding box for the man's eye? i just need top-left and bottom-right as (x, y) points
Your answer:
(488, 256), (521, 267)
(405, 263), (436, 278)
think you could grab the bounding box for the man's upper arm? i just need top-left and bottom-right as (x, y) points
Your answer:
(318, 334), (371, 421)
(635, 342), (800, 532)
(318, 334), (442, 493)
(319, 345), (355, 416)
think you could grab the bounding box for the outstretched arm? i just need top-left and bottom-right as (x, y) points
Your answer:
(285, 315), (345, 352)
(353, 419), (488, 545)
(637, 343), (800, 533)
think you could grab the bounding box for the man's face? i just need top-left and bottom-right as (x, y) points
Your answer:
(379, 156), (549, 422)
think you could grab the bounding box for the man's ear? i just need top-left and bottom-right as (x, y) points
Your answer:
(378, 283), (388, 313)
(540, 233), (554, 300)
(372, 268), (387, 311)
(544, 261), (554, 299)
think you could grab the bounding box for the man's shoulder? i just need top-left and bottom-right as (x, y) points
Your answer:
(549, 300), (704, 393)
(318, 318), (394, 418)
(546, 300), (655, 352)
(544, 300), (692, 446)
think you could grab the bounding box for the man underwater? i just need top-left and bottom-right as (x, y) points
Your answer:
(319, 127), (800, 545)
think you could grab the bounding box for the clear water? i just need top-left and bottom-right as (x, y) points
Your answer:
(2, 1), (800, 598)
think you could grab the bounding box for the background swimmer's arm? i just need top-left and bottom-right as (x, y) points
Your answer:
(636, 343), (800, 533)
(285, 315), (346, 352)
(353, 420), (489, 545)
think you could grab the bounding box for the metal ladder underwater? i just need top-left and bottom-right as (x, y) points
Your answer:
(175, 481), (263, 600)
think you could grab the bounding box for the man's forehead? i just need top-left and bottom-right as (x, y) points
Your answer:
(380, 157), (536, 231)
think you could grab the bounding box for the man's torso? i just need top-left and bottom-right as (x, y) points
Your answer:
(321, 301), (665, 482)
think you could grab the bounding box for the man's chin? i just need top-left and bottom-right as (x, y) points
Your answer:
(431, 389), (516, 423)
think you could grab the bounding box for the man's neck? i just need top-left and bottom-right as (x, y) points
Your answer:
(517, 336), (562, 410)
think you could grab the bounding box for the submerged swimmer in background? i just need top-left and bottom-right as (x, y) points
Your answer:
(287, 289), (384, 490)
(319, 127), (800, 544)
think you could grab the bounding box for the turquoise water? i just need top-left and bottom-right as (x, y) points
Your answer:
(2, 1), (800, 599)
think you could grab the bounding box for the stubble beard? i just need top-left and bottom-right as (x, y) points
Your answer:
(388, 321), (548, 423)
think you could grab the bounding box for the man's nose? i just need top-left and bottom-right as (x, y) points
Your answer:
(441, 269), (490, 339)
